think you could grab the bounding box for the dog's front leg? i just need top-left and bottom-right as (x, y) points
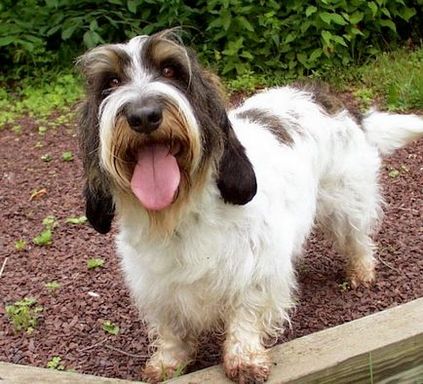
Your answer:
(142, 326), (196, 383)
(223, 308), (271, 384)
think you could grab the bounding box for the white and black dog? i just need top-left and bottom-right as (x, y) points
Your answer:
(78, 30), (423, 383)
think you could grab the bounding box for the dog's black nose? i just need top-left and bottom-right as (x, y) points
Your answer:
(126, 103), (163, 134)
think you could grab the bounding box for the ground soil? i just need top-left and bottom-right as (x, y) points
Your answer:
(0, 100), (422, 381)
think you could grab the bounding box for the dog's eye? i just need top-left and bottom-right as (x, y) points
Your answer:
(162, 66), (176, 79)
(109, 78), (120, 88)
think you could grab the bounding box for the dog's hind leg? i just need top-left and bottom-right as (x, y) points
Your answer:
(316, 153), (383, 288)
(318, 206), (380, 288)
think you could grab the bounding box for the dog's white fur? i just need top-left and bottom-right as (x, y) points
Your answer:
(116, 87), (422, 381)
(80, 34), (423, 383)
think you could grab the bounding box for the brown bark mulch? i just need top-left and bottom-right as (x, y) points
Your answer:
(0, 108), (422, 380)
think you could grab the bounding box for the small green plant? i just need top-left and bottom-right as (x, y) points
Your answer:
(388, 168), (400, 178)
(33, 229), (53, 246)
(102, 320), (120, 335)
(15, 239), (26, 251)
(38, 126), (48, 135)
(160, 363), (187, 381)
(6, 298), (43, 333)
(172, 363), (186, 379)
(65, 215), (87, 225)
(33, 216), (58, 246)
(87, 258), (105, 270)
(42, 216), (58, 230)
(41, 154), (52, 162)
(45, 281), (61, 293)
(353, 88), (374, 111)
(47, 356), (65, 370)
(62, 151), (74, 162)
(338, 281), (350, 291)
(11, 125), (22, 134)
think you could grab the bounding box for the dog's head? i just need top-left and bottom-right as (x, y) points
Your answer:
(78, 30), (256, 234)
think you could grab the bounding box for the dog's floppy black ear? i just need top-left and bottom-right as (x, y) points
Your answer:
(79, 100), (115, 234)
(84, 184), (115, 234)
(217, 117), (257, 205)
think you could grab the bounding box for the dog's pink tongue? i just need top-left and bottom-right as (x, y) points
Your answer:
(131, 144), (180, 211)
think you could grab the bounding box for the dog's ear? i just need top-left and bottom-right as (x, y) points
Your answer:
(79, 100), (115, 234)
(216, 115), (257, 205)
(84, 183), (114, 234)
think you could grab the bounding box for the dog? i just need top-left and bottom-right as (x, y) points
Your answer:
(77, 30), (423, 383)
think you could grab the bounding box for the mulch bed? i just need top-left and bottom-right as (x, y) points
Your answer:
(0, 104), (422, 381)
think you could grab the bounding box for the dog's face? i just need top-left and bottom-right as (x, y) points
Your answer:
(78, 30), (256, 234)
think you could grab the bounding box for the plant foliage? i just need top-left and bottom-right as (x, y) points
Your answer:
(0, 0), (421, 77)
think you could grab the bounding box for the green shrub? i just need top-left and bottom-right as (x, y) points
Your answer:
(0, 0), (420, 78)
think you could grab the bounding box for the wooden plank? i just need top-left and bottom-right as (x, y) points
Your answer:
(0, 362), (144, 384)
(169, 298), (423, 384)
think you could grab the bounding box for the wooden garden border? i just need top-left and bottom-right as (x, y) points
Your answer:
(1, 297), (422, 384)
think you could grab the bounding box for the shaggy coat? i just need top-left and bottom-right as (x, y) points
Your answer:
(78, 31), (423, 383)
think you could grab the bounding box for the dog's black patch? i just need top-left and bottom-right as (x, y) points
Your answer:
(237, 108), (294, 146)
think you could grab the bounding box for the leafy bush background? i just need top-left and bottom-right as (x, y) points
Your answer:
(0, 0), (421, 78)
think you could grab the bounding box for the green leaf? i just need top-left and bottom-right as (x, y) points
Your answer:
(381, 7), (391, 18)
(0, 36), (16, 47)
(61, 25), (78, 40)
(45, 0), (58, 7)
(320, 12), (333, 24)
(398, 7), (416, 21)
(309, 48), (323, 62)
(33, 229), (53, 246)
(296, 52), (308, 67)
(15, 239), (27, 251)
(207, 18), (222, 29)
(331, 13), (348, 25)
(127, 0), (137, 13)
(83, 31), (102, 48)
(87, 258), (105, 270)
(305, 5), (317, 17)
(65, 216), (88, 225)
(332, 35), (348, 47)
(47, 356), (65, 370)
(321, 30), (333, 45)
(284, 33), (296, 44)
(388, 168), (400, 178)
(62, 151), (74, 162)
(368, 2), (378, 17)
(102, 320), (120, 335)
(221, 9), (232, 31)
(45, 281), (61, 292)
(240, 51), (254, 60)
(89, 20), (99, 32)
(41, 154), (52, 162)
(42, 216), (58, 230)
(350, 27), (365, 36)
(379, 19), (397, 33)
(237, 16), (254, 32)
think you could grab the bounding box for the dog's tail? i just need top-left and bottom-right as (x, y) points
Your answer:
(362, 110), (423, 155)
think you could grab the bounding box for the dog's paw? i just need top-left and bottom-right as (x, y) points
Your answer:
(223, 350), (270, 384)
(142, 362), (186, 383)
(348, 262), (376, 288)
